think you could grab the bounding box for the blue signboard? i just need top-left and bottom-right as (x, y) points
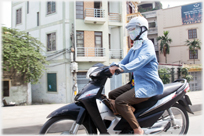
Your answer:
(181, 2), (202, 25)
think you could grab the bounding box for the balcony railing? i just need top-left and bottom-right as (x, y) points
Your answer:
(109, 49), (122, 59)
(84, 8), (105, 18)
(141, 11), (157, 18)
(84, 8), (106, 24)
(76, 47), (105, 57)
(109, 13), (121, 22)
(148, 27), (158, 34)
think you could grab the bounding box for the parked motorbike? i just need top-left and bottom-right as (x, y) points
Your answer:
(39, 63), (193, 135)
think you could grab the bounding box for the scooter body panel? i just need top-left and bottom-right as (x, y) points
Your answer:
(47, 102), (84, 119)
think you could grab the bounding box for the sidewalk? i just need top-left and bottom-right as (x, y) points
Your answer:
(1, 90), (203, 134)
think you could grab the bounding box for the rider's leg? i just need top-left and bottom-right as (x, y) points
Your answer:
(108, 83), (131, 100)
(115, 89), (149, 134)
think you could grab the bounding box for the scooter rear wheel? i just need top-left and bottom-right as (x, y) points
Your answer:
(39, 116), (97, 135)
(160, 103), (189, 134)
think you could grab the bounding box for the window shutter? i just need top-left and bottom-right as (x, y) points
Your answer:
(47, 73), (57, 92)
(52, 2), (56, 13)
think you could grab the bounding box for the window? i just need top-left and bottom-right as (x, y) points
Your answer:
(129, 5), (133, 14)
(77, 72), (89, 93)
(189, 50), (198, 59)
(16, 8), (22, 25)
(3, 81), (9, 97)
(109, 34), (111, 49)
(76, 31), (84, 56)
(37, 12), (39, 26)
(47, 73), (57, 92)
(188, 29), (197, 39)
(27, 1), (29, 14)
(95, 32), (102, 48)
(95, 32), (103, 56)
(47, 1), (56, 15)
(76, 2), (84, 19)
(47, 32), (56, 51)
(149, 22), (156, 28)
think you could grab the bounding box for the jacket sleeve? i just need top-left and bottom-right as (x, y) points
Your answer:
(119, 42), (155, 73)
(109, 49), (132, 67)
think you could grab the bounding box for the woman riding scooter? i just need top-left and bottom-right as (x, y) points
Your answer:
(109, 16), (164, 135)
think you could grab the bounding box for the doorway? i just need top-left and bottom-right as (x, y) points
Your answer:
(3, 81), (10, 97)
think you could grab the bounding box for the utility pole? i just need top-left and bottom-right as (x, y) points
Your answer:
(70, 23), (78, 101)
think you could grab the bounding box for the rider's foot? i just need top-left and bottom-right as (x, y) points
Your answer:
(133, 127), (144, 135)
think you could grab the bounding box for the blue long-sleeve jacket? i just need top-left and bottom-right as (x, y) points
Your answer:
(110, 39), (164, 98)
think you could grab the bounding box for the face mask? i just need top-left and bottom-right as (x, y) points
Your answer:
(131, 28), (148, 50)
(128, 27), (141, 40)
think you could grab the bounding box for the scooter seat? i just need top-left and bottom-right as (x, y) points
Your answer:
(133, 82), (183, 110)
(151, 82), (183, 100)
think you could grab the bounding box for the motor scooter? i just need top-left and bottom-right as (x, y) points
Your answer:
(40, 63), (193, 135)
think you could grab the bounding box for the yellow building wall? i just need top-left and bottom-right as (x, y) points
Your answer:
(84, 31), (95, 57)
(84, 1), (94, 10)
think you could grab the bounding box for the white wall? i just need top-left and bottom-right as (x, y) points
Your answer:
(4, 85), (28, 104)
(65, 1), (70, 20)
(40, 1), (63, 26)
(40, 24), (64, 59)
(32, 64), (68, 103)
(109, 1), (120, 13)
(65, 24), (70, 59)
(29, 30), (39, 39)
(110, 26), (121, 49)
(26, 1), (39, 30)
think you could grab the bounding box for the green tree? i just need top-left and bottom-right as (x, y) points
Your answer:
(181, 67), (193, 83)
(185, 39), (201, 64)
(2, 27), (48, 84)
(158, 68), (171, 84)
(157, 31), (172, 63)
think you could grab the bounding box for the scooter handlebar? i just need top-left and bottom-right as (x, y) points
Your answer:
(115, 69), (122, 75)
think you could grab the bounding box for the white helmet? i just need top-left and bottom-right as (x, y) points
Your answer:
(126, 16), (149, 30)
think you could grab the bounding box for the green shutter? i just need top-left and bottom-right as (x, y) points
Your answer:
(47, 73), (57, 92)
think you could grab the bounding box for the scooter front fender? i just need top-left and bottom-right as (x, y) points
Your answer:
(47, 102), (85, 120)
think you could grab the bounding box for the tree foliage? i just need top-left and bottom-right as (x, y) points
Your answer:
(2, 27), (48, 84)
(157, 31), (172, 63)
(181, 67), (193, 82)
(158, 68), (171, 84)
(185, 39), (201, 64)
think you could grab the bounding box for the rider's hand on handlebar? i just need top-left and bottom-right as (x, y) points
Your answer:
(109, 66), (124, 75)
(109, 66), (118, 75)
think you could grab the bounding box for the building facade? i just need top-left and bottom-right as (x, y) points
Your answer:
(11, 1), (132, 103)
(12, 1), (74, 103)
(157, 2), (202, 91)
(157, 2), (202, 65)
(74, 1), (129, 97)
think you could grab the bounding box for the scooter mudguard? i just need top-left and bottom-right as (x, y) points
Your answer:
(178, 95), (194, 114)
(47, 102), (84, 120)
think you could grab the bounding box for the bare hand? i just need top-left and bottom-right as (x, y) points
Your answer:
(109, 66), (119, 75)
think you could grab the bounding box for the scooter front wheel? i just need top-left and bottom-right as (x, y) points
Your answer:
(39, 116), (97, 135)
